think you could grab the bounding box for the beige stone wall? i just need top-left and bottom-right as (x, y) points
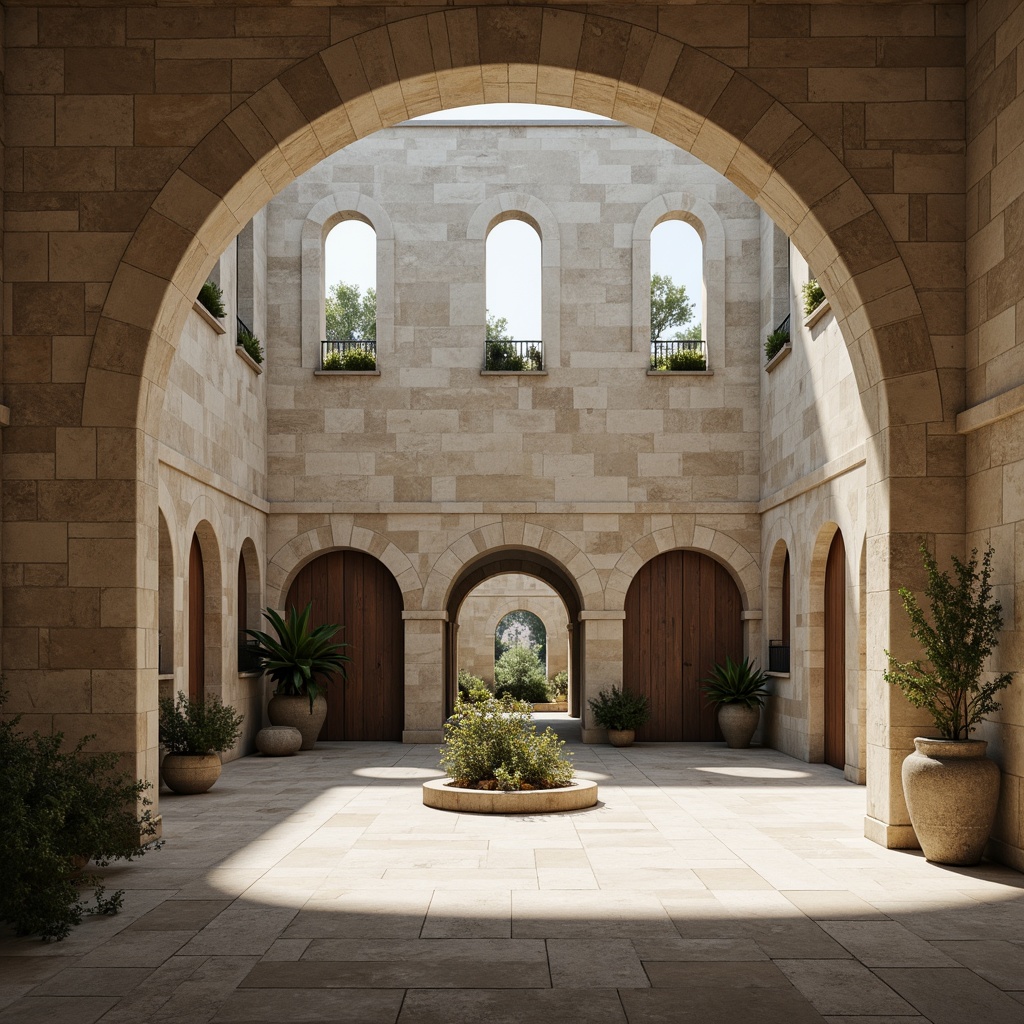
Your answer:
(963, 0), (1024, 870)
(760, 244), (869, 782)
(156, 245), (268, 761)
(457, 574), (570, 685)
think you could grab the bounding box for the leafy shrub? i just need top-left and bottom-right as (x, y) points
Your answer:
(0, 688), (159, 941)
(651, 349), (707, 371)
(547, 671), (569, 701)
(526, 345), (543, 370)
(493, 645), (549, 703)
(885, 543), (1014, 740)
(158, 692), (245, 755)
(702, 657), (771, 709)
(237, 326), (264, 365)
(457, 669), (491, 704)
(440, 693), (574, 791)
(485, 340), (525, 371)
(764, 329), (790, 361)
(322, 348), (375, 370)
(322, 350), (343, 370)
(198, 280), (225, 318)
(802, 279), (825, 316)
(588, 686), (651, 731)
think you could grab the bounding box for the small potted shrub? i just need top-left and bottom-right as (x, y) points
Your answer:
(245, 603), (349, 749)
(197, 280), (226, 319)
(236, 325), (264, 365)
(440, 694), (574, 791)
(802, 279), (826, 318)
(159, 691), (244, 794)
(885, 543), (1014, 865)
(764, 328), (790, 362)
(701, 657), (770, 749)
(587, 686), (651, 746)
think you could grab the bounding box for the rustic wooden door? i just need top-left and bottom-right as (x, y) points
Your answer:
(824, 530), (846, 770)
(188, 534), (205, 702)
(623, 550), (743, 741)
(286, 550), (404, 741)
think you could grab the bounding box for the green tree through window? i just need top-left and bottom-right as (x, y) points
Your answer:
(326, 281), (376, 341)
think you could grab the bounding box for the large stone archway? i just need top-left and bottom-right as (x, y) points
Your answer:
(6, 5), (967, 849)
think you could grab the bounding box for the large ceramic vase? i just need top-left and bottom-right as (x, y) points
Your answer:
(161, 753), (222, 794)
(268, 693), (327, 750)
(902, 738), (1000, 865)
(717, 704), (760, 749)
(607, 729), (635, 747)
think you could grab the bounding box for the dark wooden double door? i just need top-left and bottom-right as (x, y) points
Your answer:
(623, 550), (743, 742)
(286, 550), (404, 741)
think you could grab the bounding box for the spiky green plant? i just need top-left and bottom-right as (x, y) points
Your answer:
(245, 604), (349, 711)
(885, 543), (1014, 740)
(702, 656), (770, 709)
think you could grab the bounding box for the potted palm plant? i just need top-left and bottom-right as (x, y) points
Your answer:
(702, 657), (770, 748)
(885, 543), (1014, 865)
(245, 603), (349, 749)
(587, 686), (651, 746)
(158, 691), (244, 794)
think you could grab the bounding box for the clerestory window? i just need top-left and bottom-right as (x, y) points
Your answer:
(322, 218), (377, 371)
(484, 218), (543, 371)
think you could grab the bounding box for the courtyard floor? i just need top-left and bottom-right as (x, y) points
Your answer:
(2, 738), (1024, 1024)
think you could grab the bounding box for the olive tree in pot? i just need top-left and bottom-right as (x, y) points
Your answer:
(885, 543), (1014, 865)
(587, 686), (651, 747)
(245, 603), (349, 750)
(702, 657), (770, 749)
(159, 692), (245, 794)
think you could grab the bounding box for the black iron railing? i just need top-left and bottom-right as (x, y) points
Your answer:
(768, 640), (790, 673)
(774, 314), (790, 337)
(237, 315), (253, 339)
(484, 339), (543, 371)
(650, 338), (706, 370)
(321, 338), (377, 370)
(238, 638), (262, 674)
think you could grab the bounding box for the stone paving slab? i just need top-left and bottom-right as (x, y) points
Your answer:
(1, 741), (1023, 1024)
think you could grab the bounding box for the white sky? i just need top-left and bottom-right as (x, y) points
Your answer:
(325, 103), (704, 338)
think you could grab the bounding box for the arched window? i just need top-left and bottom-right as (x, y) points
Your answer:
(484, 218), (543, 370)
(495, 609), (547, 671)
(323, 218), (377, 370)
(649, 218), (704, 370)
(237, 541), (262, 673)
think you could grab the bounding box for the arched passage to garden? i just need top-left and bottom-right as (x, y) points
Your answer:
(445, 551), (583, 718)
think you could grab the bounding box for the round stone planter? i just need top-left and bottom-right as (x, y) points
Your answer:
(717, 704), (760, 749)
(255, 726), (303, 756)
(161, 753), (222, 794)
(607, 729), (635, 747)
(902, 738), (1000, 865)
(423, 778), (598, 813)
(267, 694), (327, 750)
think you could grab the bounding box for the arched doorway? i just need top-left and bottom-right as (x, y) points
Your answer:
(623, 550), (743, 741)
(285, 549), (404, 741)
(445, 551), (583, 718)
(187, 533), (205, 702)
(824, 531), (847, 771)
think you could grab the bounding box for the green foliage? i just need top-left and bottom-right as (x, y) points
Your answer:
(236, 326), (264, 365)
(885, 543), (1014, 740)
(340, 348), (376, 369)
(495, 609), (546, 664)
(0, 687), (159, 941)
(702, 656), (771, 709)
(322, 350), (343, 370)
(486, 312), (512, 341)
(440, 693), (575, 791)
(245, 603), (350, 711)
(652, 348), (707, 371)
(764, 329), (790, 361)
(457, 669), (491, 704)
(493, 645), (549, 703)
(325, 281), (377, 342)
(485, 340), (525, 370)
(588, 686), (651, 731)
(650, 272), (695, 340)
(158, 691), (244, 755)
(678, 321), (703, 341)
(547, 671), (569, 701)
(198, 280), (225, 318)
(802, 279), (825, 317)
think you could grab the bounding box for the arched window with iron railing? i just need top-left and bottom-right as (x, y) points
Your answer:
(484, 217), (543, 371)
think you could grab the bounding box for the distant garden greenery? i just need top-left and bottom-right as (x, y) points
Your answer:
(326, 280), (376, 341)
(495, 609), (546, 665)
(493, 645), (549, 704)
(650, 273), (696, 340)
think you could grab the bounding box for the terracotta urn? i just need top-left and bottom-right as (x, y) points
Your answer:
(268, 694), (327, 750)
(161, 753), (222, 794)
(902, 738), (1000, 865)
(607, 728), (635, 747)
(717, 704), (760, 749)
